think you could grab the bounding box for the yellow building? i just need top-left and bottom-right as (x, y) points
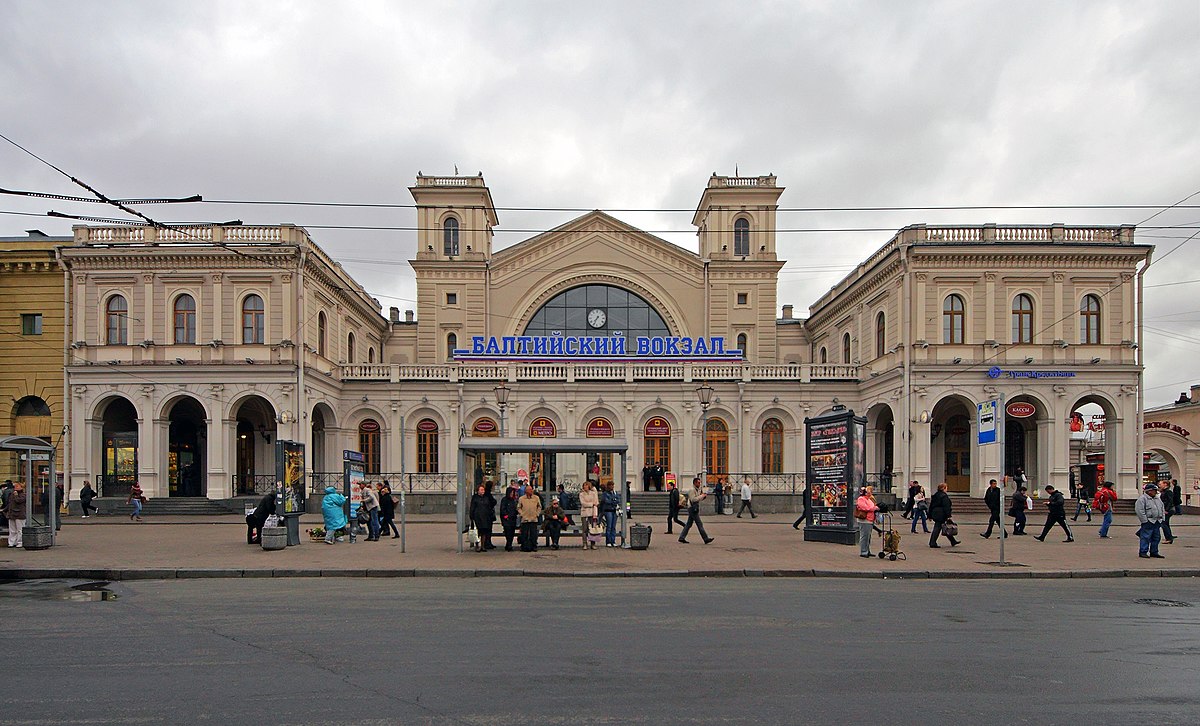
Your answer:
(0, 230), (69, 486)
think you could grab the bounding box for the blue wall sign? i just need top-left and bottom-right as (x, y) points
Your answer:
(986, 366), (1076, 379)
(455, 335), (742, 361)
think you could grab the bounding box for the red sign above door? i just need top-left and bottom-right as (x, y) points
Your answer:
(1006, 402), (1036, 418)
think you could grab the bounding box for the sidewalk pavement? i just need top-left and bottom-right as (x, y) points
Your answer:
(1, 513), (1196, 581)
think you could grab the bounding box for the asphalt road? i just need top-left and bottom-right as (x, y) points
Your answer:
(2, 578), (1197, 725)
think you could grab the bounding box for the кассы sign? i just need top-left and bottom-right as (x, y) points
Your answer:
(1006, 402), (1036, 418)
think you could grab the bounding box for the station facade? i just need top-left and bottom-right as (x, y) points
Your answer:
(58, 173), (1153, 502)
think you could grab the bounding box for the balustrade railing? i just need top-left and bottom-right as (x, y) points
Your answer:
(233, 474), (276, 496)
(341, 361), (858, 382)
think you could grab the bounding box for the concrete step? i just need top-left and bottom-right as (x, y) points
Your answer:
(87, 497), (248, 517)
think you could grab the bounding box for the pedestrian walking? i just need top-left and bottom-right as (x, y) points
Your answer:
(928, 482), (959, 548)
(79, 480), (97, 518)
(500, 486), (520, 551)
(854, 485), (879, 558)
(1071, 486), (1093, 522)
(1135, 483), (1166, 559)
(1171, 479), (1182, 516)
(902, 480), (919, 519)
(1093, 480), (1118, 538)
(600, 482), (620, 548)
(245, 491), (276, 544)
(980, 478), (1005, 538)
(794, 485), (812, 529)
(360, 482), (381, 541)
(678, 477), (715, 544)
(1034, 485), (1073, 542)
(1009, 485), (1029, 535)
(1159, 484), (1176, 544)
(543, 496), (568, 550)
(517, 486), (542, 552)
(910, 485), (930, 533)
(379, 482), (401, 539)
(127, 482), (145, 521)
(665, 481), (686, 534)
(737, 480), (757, 518)
(4, 481), (27, 548)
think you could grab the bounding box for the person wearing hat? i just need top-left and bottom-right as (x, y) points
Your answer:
(542, 495), (568, 550)
(1034, 484), (1073, 543)
(1135, 483), (1166, 558)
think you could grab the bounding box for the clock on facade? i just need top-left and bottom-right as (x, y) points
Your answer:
(587, 308), (607, 328)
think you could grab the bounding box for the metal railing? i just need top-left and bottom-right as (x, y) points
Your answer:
(707, 473), (806, 494)
(97, 474), (133, 499)
(308, 472), (458, 494)
(865, 471), (895, 494)
(233, 474), (276, 496)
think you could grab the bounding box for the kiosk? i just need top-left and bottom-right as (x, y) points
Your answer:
(802, 409), (867, 545)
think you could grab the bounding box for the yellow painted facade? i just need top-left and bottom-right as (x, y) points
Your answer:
(0, 232), (68, 484)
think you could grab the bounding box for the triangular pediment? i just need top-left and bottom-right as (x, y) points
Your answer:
(490, 211), (702, 278)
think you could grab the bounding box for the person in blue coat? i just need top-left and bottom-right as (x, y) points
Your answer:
(321, 486), (348, 544)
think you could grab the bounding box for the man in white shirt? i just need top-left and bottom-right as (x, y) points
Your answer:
(737, 481), (757, 519)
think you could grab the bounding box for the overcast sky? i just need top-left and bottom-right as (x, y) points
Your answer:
(2, 1), (1197, 407)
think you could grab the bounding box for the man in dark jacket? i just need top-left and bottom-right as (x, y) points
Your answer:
(902, 480), (919, 519)
(928, 482), (960, 548)
(1172, 479), (1183, 516)
(1009, 485), (1029, 534)
(245, 492), (276, 544)
(499, 487), (519, 551)
(980, 478), (1004, 538)
(1034, 485), (1073, 542)
(666, 481), (686, 534)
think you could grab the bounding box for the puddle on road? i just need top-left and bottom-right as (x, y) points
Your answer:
(0, 580), (119, 601)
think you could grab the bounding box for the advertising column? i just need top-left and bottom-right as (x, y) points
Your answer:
(803, 409), (866, 545)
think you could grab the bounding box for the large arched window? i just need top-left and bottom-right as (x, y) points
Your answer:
(842, 333), (851, 363)
(762, 418), (783, 474)
(875, 312), (886, 357)
(173, 294), (196, 344)
(417, 419), (439, 473)
(242, 294), (264, 344)
(733, 217), (750, 256)
(443, 217), (460, 256)
(1012, 293), (1034, 344)
(1080, 294), (1101, 344)
(317, 311), (327, 357)
(446, 332), (457, 361)
(347, 332), (356, 363)
(358, 419), (380, 474)
(524, 284), (669, 341)
(644, 417), (671, 473)
(105, 295), (128, 345)
(943, 294), (965, 344)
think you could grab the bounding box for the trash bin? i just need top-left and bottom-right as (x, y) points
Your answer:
(282, 512), (302, 546)
(723, 502), (734, 515)
(23, 525), (52, 550)
(261, 526), (288, 551)
(629, 523), (652, 550)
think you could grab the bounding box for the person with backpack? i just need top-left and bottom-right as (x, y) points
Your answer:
(1093, 481), (1118, 538)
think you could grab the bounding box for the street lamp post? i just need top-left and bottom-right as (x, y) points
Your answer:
(696, 382), (714, 487)
(493, 383), (510, 438)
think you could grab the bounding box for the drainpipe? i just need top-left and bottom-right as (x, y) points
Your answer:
(59, 250), (71, 500)
(297, 245), (308, 484)
(1135, 248), (1150, 494)
(900, 244), (912, 488)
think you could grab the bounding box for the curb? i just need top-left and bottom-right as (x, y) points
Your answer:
(1, 567), (1197, 582)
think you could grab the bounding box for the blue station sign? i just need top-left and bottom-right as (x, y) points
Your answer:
(986, 367), (1076, 379)
(455, 335), (742, 361)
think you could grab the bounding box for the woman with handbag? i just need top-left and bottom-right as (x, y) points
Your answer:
(579, 480), (600, 550)
(928, 482), (959, 548)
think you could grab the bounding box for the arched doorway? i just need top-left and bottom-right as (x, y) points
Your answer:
(472, 417), (499, 485)
(310, 404), (335, 474)
(1001, 395), (1044, 485)
(1068, 397), (1117, 493)
(931, 395), (974, 494)
(865, 404), (895, 490)
(585, 416), (615, 488)
(705, 417), (729, 487)
(233, 396), (277, 495)
(528, 417), (557, 491)
(166, 397), (206, 497)
(11, 396), (52, 485)
(644, 417), (671, 477)
(99, 397), (138, 498)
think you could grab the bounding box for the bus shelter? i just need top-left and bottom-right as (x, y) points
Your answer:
(456, 437), (628, 553)
(0, 435), (58, 548)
